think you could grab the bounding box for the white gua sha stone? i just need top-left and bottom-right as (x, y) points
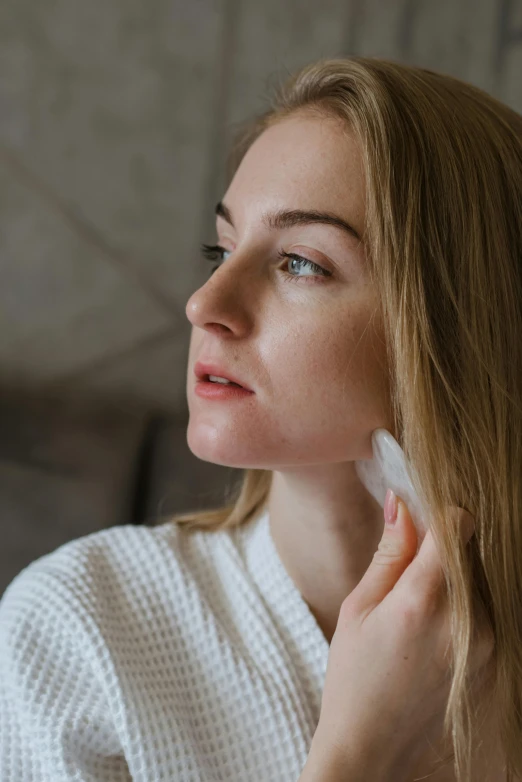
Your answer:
(354, 428), (431, 555)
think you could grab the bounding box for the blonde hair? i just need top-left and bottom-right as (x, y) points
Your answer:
(156, 57), (522, 782)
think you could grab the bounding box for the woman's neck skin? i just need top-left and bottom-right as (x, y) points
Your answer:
(267, 463), (386, 644)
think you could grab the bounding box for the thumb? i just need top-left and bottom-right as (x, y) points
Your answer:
(344, 491), (418, 621)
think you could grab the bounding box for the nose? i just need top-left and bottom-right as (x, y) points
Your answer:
(185, 243), (265, 330)
(185, 250), (258, 334)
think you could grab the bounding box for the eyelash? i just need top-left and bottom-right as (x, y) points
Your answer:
(199, 243), (332, 284)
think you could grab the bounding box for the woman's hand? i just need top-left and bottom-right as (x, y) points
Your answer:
(309, 492), (495, 782)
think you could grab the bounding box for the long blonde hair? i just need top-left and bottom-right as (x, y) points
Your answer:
(156, 57), (522, 782)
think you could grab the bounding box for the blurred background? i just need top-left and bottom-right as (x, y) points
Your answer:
(1, 0), (521, 595)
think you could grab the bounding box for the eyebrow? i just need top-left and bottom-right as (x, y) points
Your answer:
(215, 201), (363, 243)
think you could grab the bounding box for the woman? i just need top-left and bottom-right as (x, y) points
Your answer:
(1, 57), (521, 782)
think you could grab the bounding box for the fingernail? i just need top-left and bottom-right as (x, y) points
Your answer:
(384, 489), (398, 526)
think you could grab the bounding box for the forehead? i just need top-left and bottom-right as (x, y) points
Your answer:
(225, 114), (365, 227)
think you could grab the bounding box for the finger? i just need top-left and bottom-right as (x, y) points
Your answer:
(400, 506), (475, 602)
(404, 526), (446, 599)
(340, 492), (418, 622)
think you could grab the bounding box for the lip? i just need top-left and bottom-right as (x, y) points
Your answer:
(194, 361), (253, 392)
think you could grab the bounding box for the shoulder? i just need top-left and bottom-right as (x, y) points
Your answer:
(0, 520), (235, 642)
(1, 523), (172, 615)
(0, 524), (184, 777)
(0, 521), (221, 719)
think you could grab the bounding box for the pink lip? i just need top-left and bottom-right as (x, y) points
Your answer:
(194, 380), (254, 400)
(194, 361), (253, 391)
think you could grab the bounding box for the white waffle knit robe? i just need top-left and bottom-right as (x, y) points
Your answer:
(0, 508), (330, 781)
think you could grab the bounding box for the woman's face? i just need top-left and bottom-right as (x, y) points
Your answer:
(185, 112), (395, 469)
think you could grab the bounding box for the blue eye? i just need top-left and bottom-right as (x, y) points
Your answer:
(199, 243), (331, 283)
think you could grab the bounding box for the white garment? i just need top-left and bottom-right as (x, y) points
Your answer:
(0, 508), (330, 781)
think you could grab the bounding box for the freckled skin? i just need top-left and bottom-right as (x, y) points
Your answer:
(186, 114), (394, 471)
(184, 113), (506, 782)
(185, 112), (397, 646)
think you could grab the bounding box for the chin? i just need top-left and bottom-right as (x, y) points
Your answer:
(186, 426), (255, 468)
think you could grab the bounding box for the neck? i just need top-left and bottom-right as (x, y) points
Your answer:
(267, 463), (385, 643)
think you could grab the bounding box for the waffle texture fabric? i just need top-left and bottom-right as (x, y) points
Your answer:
(0, 508), (330, 781)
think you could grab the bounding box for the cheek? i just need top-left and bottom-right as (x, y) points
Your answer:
(268, 312), (391, 439)
(269, 312), (388, 401)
